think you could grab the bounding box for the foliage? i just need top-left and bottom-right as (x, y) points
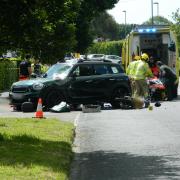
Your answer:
(91, 12), (135, 41)
(91, 12), (120, 40)
(118, 24), (134, 39)
(171, 9), (180, 53)
(75, 0), (119, 53)
(0, 59), (18, 91)
(143, 16), (173, 25)
(0, 118), (74, 179)
(0, 0), (120, 61)
(88, 40), (123, 56)
(0, 0), (80, 63)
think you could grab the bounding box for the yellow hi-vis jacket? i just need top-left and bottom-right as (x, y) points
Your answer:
(126, 61), (138, 78)
(134, 60), (153, 80)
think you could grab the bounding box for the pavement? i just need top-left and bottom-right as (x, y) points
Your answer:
(0, 91), (9, 98)
(0, 91), (80, 123)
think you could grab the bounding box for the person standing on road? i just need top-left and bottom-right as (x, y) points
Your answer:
(126, 55), (140, 97)
(156, 61), (177, 101)
(32, 59), (42, 77)
(133, 53), (153, 107)
(19, 54), (32, 80)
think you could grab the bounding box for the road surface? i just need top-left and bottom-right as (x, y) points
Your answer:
(1, 92), (180, 179)
(70, 95), (180, 179)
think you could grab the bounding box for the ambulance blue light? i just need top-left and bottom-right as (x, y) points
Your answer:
(138, 28), (157, 33)
(151, 28), (156, 32)
(138, 29), (144, 33)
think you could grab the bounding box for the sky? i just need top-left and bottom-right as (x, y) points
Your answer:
(108, 0), (180, 24)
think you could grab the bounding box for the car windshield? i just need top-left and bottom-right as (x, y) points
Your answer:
(45, 63), (73, 79)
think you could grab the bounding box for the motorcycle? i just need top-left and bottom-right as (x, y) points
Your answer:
(148, 77), (166, 102)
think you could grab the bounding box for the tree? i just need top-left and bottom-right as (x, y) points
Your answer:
(0, 0), (120, 62)
(91, 12), (120, 41)
(171, 9), (180, 54)
(0, 0), (80, 63)
(143, 16), (172, 25)
(171, 9), (180, 39)
(118, 24), (134, 39)
(75, 0), (119, 53)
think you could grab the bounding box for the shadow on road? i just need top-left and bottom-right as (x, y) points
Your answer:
(71, 151), (180, 180)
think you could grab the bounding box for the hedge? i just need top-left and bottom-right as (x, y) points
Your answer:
(0, 60), (18, 92)
(87, 40), (123, 56)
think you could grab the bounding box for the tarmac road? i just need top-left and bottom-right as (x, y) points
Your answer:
(1, 91), (180, 179)
(70, 94), (180, 179)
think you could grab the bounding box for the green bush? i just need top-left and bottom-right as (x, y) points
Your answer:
(0, 60), (18, 92)
(88, 40), (123, 56)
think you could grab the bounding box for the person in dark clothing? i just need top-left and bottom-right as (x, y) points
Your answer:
(148, 56), (159, 77)
(156, 61), (177, 101)
(19, 54), (32, 80)
(33, 59), (41, 76)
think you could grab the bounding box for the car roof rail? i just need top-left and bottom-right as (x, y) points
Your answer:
(77, 59), (114, 64)
(77, 59), (89, 63)
(103, 59), (112, 63)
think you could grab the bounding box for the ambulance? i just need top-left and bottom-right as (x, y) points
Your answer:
(122, 25), (179, 79)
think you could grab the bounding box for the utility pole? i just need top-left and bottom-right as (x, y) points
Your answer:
(123, 10), (127, 38)
(151, 0), (154, 27)
(153, 2), (159, 16)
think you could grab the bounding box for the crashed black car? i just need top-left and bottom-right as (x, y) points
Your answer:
(9, 61), (131, 110)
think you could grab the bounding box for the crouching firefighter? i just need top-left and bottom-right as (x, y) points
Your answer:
(133, 53), (154, 107)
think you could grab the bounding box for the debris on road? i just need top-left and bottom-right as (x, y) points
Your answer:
(82, 104), (101, 113)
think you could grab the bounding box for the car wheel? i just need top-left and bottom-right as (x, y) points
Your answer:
(42, 89), (64, 110)
(21, 102), (34, 112)
(111, 87), (130, 109)
(13, 105), (22, 111)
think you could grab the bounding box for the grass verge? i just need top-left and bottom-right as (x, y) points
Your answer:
(0, 117), (74, 179)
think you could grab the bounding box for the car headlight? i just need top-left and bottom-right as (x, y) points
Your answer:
(32, 82), (44, 91)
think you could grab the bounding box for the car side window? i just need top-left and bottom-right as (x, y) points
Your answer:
(72, 65), (93, 77)
(94, 64), (109, 75)
(109, 65), (124, 74)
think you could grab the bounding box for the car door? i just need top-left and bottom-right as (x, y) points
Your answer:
(107, 64), (131, 93)
(91, 64), (113, 99)
(67, 64), (97, 102)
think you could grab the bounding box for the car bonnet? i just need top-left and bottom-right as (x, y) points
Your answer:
(12, 77), (53, 86)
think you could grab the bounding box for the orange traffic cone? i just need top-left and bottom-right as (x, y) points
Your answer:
(35, 98), (44, 118)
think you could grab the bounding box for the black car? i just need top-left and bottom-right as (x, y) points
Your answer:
(9, 61), (131, 110)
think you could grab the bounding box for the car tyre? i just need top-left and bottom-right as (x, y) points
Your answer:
(13, 105), (22, 111)
(21, 102), (34, 112)
(42, 88), (64, 110)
